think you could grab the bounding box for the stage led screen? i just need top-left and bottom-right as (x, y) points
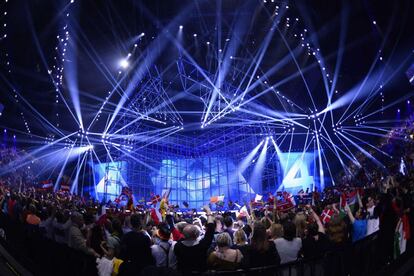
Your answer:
(93, 161), (127, 201)
(150, 157), (255, 207)
(277, 151), (317, 194)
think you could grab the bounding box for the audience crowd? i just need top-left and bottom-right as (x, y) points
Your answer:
(0, 168), (413, 275)
(0, 125), (414, 275)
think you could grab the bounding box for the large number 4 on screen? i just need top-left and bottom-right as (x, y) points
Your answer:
(280, 158), (314, 192)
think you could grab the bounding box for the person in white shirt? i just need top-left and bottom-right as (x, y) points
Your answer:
(274, 221), (302, 264)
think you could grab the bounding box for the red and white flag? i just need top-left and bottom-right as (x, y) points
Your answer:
(41, 180), (53, 190)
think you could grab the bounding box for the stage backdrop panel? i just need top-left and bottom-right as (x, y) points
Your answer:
(150, 157), (255, 208)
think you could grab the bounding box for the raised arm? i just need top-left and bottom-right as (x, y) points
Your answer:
(345, 204), (355, 224)
(332, 203), (340, 214)
(198, 205), (215, 249)
(249, 202), (256, 223)
(308, 205), (325, 233)
(272, 197), (279, 222)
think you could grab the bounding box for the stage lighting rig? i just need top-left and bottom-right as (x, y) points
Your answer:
(119, 59), (129, 69)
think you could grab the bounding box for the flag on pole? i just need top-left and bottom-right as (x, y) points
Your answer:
(276, 192), (296, 212)
(149, 194), (161, 205)
(162, 188), (171, 200)
(255, 194), (263, 202)
(61, 185), (70, 191)
(40, 180), (53, 190)
(210, 195), (225, 204)
(320, 208), (335, 224)
(341, 190), (357, 209)
(239, 205), (249, 217)
(151, 208), (162, 225)
(394, 216), (410, 259)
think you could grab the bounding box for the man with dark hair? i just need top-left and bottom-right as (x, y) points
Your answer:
(223, 215), (235, 239)
(151, 222), (172, 267)
(301, 206), (329, 259)
(130, 213), (139, 227)
(119, 213), (155, 275)
(274, 221), (302, 264)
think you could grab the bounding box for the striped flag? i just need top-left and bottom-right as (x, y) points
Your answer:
(394, 215), (411, 259)
(40, 180), (53, 190)
(151, 208), (162, 225)
(341, 190), (357, 209)
(210, 195), (225, 203)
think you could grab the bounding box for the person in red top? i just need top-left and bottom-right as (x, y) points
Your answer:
(26, 204), (41, 225)
(7, 195), (15, 219)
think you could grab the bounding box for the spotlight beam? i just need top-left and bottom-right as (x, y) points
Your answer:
(337, 132), (385, 168)
(53, 145), (75, 192)
(249, 138), (269, 194)
(343, 131), (391, 158)
(229, 140), (264, 185)
(70, 151), (88, 194)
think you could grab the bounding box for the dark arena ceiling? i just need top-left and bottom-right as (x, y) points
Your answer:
(0, 0), (413, 178)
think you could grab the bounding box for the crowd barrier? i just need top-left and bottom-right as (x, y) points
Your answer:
(0, 213), (405, 276)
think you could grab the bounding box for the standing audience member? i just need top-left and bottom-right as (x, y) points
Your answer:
(301, 207), (330, 259)
(26, 204), (41, 225)
(274, 221), (302, 264)
(223, 215), (235, 239)
(347, 191), (368, 242)
(269, 223), (283, 241)
(207, 232), (243, 270)
(119, 214), (154, 275)
(366, 196), (380, 235)
(171, 206), (215, 273)
(68, 212), (100, 257)
(245, 222), (281, 267)
(151, 222), (172, 267)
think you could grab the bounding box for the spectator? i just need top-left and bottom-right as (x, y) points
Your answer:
(274, 221), (302, 264)
(68, 212), (99, 257)
(293, 213), (306, 239)
(233, 228), (248, 247)
(53, 209), (72, 244)
(269, 223), (283, 241)
(26, 204), (40, 225)
(245, 222), (280, 267)
(170, 206), (215, 272)
(346, 199), (368, 242)
(301, 206), (330, 259)
(151, 222), (172, 267)
(223, 215), (235, 239)
(119, 214), (154, 275)
(326, 215), (348, 249)
(207, 232), (243, 270)
(366, 196), (380, 235)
